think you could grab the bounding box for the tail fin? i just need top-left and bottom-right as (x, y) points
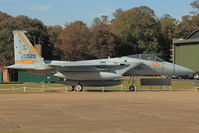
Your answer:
(13, 31), (44, 64)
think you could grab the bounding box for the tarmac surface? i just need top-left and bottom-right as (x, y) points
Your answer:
(0, 91), (199, 133)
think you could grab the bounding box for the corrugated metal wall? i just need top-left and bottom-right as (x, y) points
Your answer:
(0, 72), (2, 83)
(18, 72), (59, 83)
(175, 44), (199, 71)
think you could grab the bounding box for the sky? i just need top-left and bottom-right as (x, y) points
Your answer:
(0, 0), (195, 26)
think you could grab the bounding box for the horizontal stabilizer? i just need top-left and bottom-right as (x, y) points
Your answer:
(6, 64), (37, 69)
(6, 64), (52, 70)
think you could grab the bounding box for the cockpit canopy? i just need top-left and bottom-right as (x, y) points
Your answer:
(127, 54), (164, 62)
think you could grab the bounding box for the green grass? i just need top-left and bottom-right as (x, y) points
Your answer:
(0, 79), (195, 93)
(0, 83), (66, 89)
(0, 83), (68, 93)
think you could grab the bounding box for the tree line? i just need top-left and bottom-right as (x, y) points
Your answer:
(1, 0), (199, 67)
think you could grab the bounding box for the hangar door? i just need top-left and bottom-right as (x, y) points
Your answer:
(175, 44), (199, 72)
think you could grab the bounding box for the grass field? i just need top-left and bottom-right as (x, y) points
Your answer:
(0, 79), (196, 93)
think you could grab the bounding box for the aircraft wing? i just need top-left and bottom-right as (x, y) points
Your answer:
(48, 61), (123, 68)
(48, 60), (141, 75)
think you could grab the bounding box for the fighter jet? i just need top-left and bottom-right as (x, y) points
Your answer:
(7, 31), (195, 91)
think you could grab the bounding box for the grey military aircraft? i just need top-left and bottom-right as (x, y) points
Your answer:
(7, 31), (194, 91)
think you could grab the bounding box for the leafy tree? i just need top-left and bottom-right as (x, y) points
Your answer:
(175, 16), (193, 38)
(0, 14), (50, 66)
(58, 21), (92, 61)
(191, 0), (199, 14)
(159, 14), (177, 60)
(159, 14), (177, 39)
(0, 12), (12, 66)
(112, 8), (123, 17)
(90, 30), (118, 58)
(175, 15), (199, 38)
(90, 16), (118, 58)
(46, 25), (63, 60)
(111, 6), (163, 57)
(93, 16), (109, 26)
(0, 11), (11, 22)
(175, 1), (199, 38)
(47, 25), (62, 45)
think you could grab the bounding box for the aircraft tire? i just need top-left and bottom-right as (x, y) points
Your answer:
(129, 86), (136, 92)
(193, 73), (199, 80)
(74, 84), (83, 91)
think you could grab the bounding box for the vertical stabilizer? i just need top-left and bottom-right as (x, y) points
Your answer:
(13, 31), (44, 64)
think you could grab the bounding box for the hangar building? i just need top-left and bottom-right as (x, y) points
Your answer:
(172, 30), (199, 76)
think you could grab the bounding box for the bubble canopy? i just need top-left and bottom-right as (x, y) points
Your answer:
(127, 54), (164, 62)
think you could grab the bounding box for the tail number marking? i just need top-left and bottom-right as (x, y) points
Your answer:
(23, 54), (36, 59)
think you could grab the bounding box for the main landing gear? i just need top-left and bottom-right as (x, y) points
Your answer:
(72, 84), (83, 91)
(128, 76), (136, 92)
(129, 85), (136, 91)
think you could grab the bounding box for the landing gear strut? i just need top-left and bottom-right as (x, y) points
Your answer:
(128, 76), (136, 92)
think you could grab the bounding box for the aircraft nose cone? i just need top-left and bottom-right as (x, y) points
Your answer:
(174, 65), (195, 75)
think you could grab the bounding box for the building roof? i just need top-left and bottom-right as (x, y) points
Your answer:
(186, 29), (199, 39)
(174, 29), (199, 45)
(173, 38), (199, 44)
